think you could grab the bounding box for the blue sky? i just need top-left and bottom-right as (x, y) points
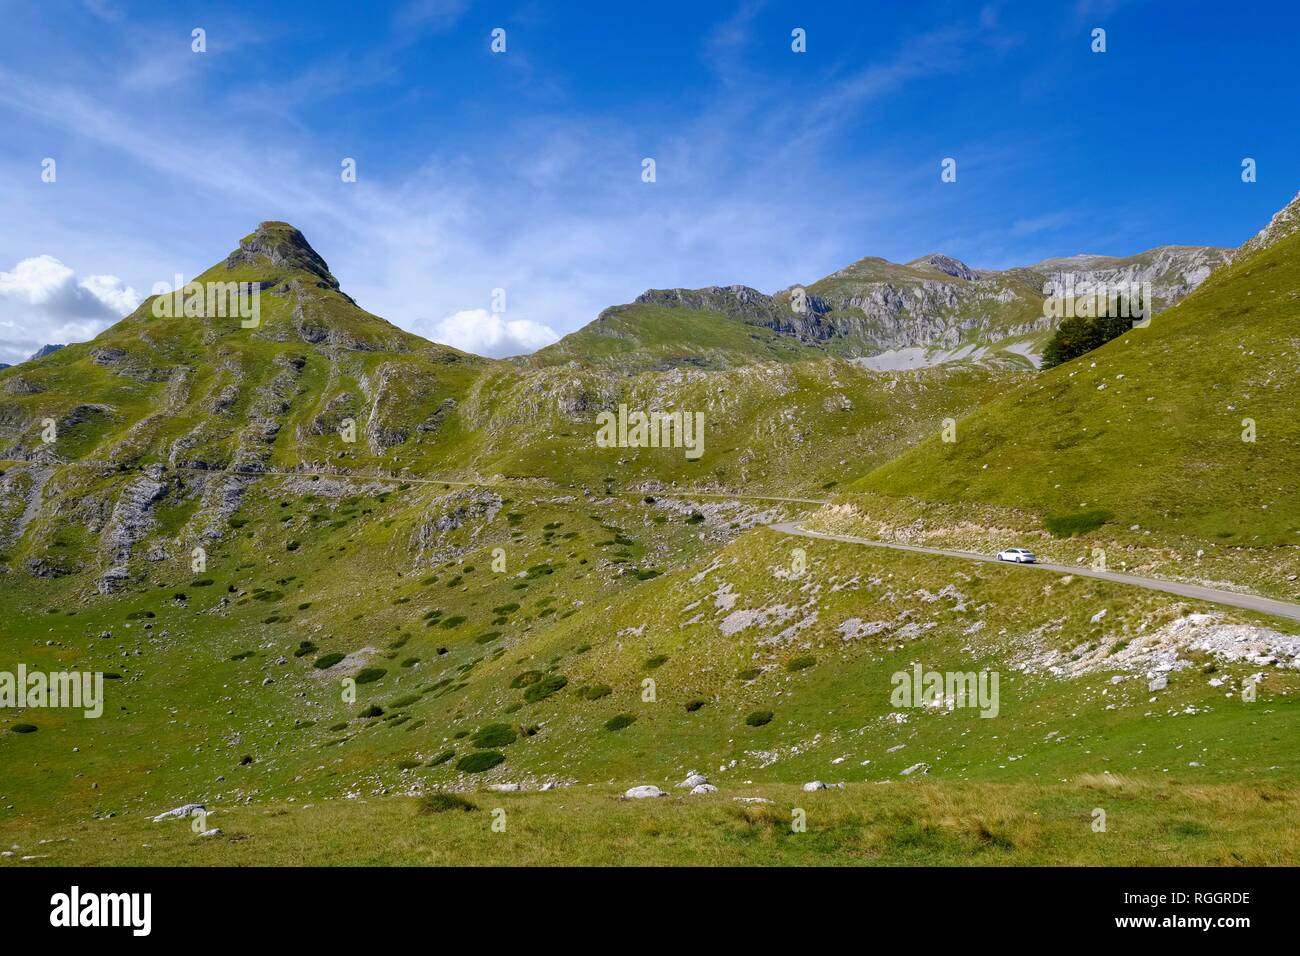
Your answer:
(1, 0), (1297, 362)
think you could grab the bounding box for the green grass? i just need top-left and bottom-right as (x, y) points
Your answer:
(844, 229), (1300, 590)
(0, 216), (1297, 868)
(4, 781), (1297, 866)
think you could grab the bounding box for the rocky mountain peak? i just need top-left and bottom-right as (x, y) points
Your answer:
(28, 343), (66, 361)
(223, 221), (339, 289)
(1240, 189), (1300, 256)
(910, 253), (981, 281)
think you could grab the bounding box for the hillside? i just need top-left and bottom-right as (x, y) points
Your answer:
(2, 202), (1298, 869)
(534, 245), (1228, 374)
(817, 192), (1300, 599)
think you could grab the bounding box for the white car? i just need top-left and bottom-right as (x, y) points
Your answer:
(996, 547), (1037, 564)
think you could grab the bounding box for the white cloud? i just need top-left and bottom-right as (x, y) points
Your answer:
(427, 309), (559, 358)
(0, 255), (139, 364)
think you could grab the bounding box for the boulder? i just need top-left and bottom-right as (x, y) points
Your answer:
(624, 785), (668, 799)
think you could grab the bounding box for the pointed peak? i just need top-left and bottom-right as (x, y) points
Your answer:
(223, 221), (338, 288)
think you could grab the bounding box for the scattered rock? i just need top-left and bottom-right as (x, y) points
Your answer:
(624, 785), (668, 799)
(152, 803), (205, 822)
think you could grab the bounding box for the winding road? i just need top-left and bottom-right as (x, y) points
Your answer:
(13, 458), (1299, 623)
(769, 521), (1300, 623)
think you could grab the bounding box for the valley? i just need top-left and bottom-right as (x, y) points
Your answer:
(2, 194), (1299, 867)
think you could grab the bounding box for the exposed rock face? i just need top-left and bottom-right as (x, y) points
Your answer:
(1031, 246), (1232, 310)
(27, 344), (65, 361)
(412, 489), (503, 566)
(98, 464), (167, 592)
(1240, 189), (1300, 256)
(621, 244), (1229, 364)
(224, 221), (340, 291)
(912, 253), (981, 281)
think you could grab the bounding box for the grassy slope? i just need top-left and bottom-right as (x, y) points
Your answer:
(1, 222), (1296, 867)
(529, 302), (822, 370)
(830, 229), (1300, 595)
(460, 360), (1012, 495)
(5, 780), (1297, 866)
(3, 481), (1296, 864)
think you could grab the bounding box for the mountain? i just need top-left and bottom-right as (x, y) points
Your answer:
(534, 244), (1229, 373)
(27, 344), (66, 361)
(815, 191), (1300, 600)
(2, 200), (1298, 867)
(0, 221), (1006, 596)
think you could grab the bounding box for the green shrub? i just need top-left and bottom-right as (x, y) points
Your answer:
(11, 723), (37, 734)
(644, 654), (669, 669)
(474, 631), (502, 645)
(1044, 509), (1113, 538)
(604, 713), (637, 731)
(359, 704), (383, 718)
(578, 683), (612, 701)
(397, 759), (421, 770)
(387, 695), (419, 709)
(355, 667), (387, 684)
(523, 674), (568, 703)
(456, 751), (506, 773)
(314, 652), (345, 670)
(685, 699), (706, 712)
(745, 710), (774, 727)
(428, 750), (455, 766)
(294, 640), (317, 657)
(471, 723), (518, 748)
(441, 615), (467, 629)
(736, 667), (762, 681)
(510, 669), (544, 688)
(786, 655), (816, 672)
(419, 792), (478, 813)
(229, 650), (255, 661)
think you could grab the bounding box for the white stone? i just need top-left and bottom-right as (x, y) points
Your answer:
(624, 785), (667, 799)
(152, 803), (205, 822)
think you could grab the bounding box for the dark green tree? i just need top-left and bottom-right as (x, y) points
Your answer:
(1041, 297), (1136, 369)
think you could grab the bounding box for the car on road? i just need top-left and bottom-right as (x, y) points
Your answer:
(996, 547), (1037, 564)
